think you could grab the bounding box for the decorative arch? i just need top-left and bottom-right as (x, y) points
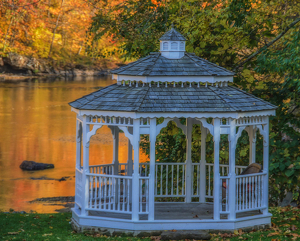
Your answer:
(85, 124), (103, 147)
(156, 118), (187, 136)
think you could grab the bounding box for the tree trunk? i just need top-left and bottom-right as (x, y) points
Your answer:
(48, 0), (64, 58)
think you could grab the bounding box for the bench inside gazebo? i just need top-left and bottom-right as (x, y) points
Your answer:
(69, 27), (276, 231)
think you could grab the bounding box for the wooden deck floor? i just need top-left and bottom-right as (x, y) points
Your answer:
(89, 203), (261, 220)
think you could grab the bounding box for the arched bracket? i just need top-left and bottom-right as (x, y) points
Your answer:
(108, 126), (119, 140)
(235, 126), (246, 145)
(156, 118), (171, 136)
(197, 118), (214, 136)
(256, 124), (268, 146)
(86, 124), (102, 147)
(118, 126), (133, 146)
(76, 122), (82, 143)
(173, 118), (187, 136)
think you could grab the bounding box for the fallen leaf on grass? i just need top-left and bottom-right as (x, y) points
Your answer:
(267, 232), (280, 237)
(7, 232), (19, 235)
(42, 233), (53, 236)
(150, 236), (161, 241)
(171, 229), (177, 232)
(291, 225), (298, 231)
(280, 224), (290, 227)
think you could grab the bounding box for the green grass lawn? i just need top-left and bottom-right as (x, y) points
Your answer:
(0, 207), (300, 241)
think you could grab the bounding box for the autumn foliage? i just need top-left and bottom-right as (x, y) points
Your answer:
(0, 0), (121, 64)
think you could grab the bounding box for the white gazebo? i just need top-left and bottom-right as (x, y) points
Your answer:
(69, 28), (276, 232)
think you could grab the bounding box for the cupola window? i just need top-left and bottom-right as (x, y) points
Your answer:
(163, 42), (168, 50)
(171, 42), (178, 50)
(180, 42), (184, 50)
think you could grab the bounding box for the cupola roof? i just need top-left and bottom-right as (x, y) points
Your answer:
(159, 27), (187, 41)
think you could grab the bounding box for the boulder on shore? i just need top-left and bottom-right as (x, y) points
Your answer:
(20, 160), (54, 170)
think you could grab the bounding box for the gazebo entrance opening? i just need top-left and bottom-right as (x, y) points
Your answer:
(74, 115), (268, 223)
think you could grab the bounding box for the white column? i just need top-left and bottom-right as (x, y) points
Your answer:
(75, 118), (82, 211)
(199, 124), (207, 203)
(81, 116), (90, 216)
(213, 118), (221, 220)
(149, 118), (156, 220)
(263, 117), (269, 214)
(112, 126), (119, 175)
(186, 118), (193, 203)
(76, 119), (82, 169)
(127, 127), (133, 176)
(249, 126), (257, 164)
(132, 119), (140, 221)
(228, 118), (236, 220)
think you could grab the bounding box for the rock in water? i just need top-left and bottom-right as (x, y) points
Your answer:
(20, 160), (54, 170)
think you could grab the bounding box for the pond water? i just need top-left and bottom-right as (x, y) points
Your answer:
(0, 76), (148, 213)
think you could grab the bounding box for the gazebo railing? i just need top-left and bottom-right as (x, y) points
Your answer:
(86, 173), (132, 213)
(89, 164), (114, 175)
(236, 172), (266, 212)
(155, 163), (186, 197)
(75, 168), (83, 209)
(220, 176), (230, 213)
(193, 163), (246, 199)
(139, 176), (150, 213)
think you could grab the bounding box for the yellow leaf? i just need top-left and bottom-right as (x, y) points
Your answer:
(42, 233), (53, 236)
(234, 230), (239, 235)
(267, 232), (280, 237)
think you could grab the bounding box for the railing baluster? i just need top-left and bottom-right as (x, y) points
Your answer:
(208, 166), (211, 197)
(95, 176), (98, 209)
(155, 164), (158, 195)
(177, 165), (179, 196)
(139, 179), (142, 213)
(123, 178), (126, 211)
(171, 165), (174, 196)
(160, 165), (163, 196)
(166, 165), (168, 195)
(251, 176), (254, 209)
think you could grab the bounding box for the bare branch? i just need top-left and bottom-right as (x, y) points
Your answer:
(233, 17), (300, 72)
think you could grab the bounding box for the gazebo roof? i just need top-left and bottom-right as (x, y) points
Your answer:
(69, 84), (276, 113)
(111, 53), (234, 77)
(159, 27), (187, 41)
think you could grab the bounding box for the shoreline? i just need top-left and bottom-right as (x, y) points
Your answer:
(0, 70), (110, 82)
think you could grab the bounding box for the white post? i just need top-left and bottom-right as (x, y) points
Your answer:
(149, 118), (156, 220)
(228, 118), (236, 220)
(81, 116), (90, 216)
(213, 118), (221, 220)
(75, 118), (82, 211)
(127, 127), (133, 176)
(199, 124), (207, 203)
(263, 117), (269, 214)
(186, 118), (193, 203)
(76, 118), (82, 169)
(112, 126), (119, 175)
(132, 119), (140, 221)
(249, 126), (257, 164)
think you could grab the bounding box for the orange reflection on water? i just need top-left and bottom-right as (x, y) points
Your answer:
(0, 77), (148, 213)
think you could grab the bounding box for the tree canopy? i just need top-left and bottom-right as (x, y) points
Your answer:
(90, 0), (300, 203)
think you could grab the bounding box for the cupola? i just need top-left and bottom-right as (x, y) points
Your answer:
(159, 27), (186, 59)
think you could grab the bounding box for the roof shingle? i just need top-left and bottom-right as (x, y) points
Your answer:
(69, 84), (277, 113)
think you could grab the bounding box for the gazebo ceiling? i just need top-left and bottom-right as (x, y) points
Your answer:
(69, 84), (276, 113)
